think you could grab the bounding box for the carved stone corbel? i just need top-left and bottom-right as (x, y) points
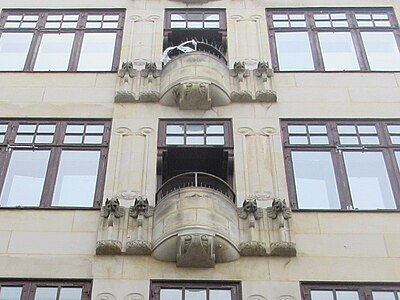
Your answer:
(97, 197), (125, 255)
(230, 61), (250, 82)
(173, 82), (211, 110)
(115, 61), (138, 103)
(126, 196), (154, 255)
(176, 234), (216, 268)
(266, 198), (296, 256)
(253, 61), (277, 103)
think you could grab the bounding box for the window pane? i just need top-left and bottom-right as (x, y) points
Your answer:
(343, 152), (396, 209)
(318, 32), (360, 71)
(52, 151), (100, 207)
(372, 292), (396, 300)
(185, 289), (206, 300)
(59, 288), (82, 300)
(78, 33), (116, 71)
(160, 289), (182, 300)
(206, 125), (224, 134)
(206, 136), (224, 145)
(0, 150), (50, 207)
(166, 136), (184, 145)
(34, 287), (57, 300)
(187, 125), (204, 134)
(337, 291), (360, 300)
(361, 32), (400, 70)
(186, 136), (204, 145)
(0, 33), (33, 70)
(34, 34), (74, 71)
(167, 125), (184, 134)
(275, 32), (314, 70)
(311, 291), (334, 300)
(210, 290), (231, 300)
(0, 287), (23, 300)
(292, 151), (340, 209)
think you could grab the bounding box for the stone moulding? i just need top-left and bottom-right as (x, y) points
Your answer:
(239, 241), (267, 256)
(96, 240), (122, 255)
(270, 241), (297, 257)
(125, 240), (152, 255)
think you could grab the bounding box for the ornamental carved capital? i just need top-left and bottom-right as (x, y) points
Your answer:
(129, 196), (154, 219)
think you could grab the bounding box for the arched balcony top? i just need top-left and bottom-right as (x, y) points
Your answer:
(155, 172), (236, 205)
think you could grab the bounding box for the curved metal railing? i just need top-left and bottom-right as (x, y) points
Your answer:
(161, 40), (227, 65)
(155, 172), (236, 205)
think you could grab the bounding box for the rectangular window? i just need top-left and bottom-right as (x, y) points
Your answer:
(282, 120), (400, 210)
(267, 8), (400, 71)
(0, 280), (91, 300)
(163, 9), (227, 63)
(150, 281), (241, 300)
(0, 120), (111, 208)
(302, 283), (400, 300)
(0, 9), (125, 71)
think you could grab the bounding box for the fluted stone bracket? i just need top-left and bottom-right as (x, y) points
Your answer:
(173, 82), (211, 110)
(239, 241), (267, 256)
(126, 240), (152, 255)
(115, 61), (160, 103)
(96, 240), (122, 255)
(270, 241), (297, 256)
(176, 234), (216, 268)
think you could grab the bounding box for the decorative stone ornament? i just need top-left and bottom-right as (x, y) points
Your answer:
(118, 61), (137, 79)
(266, 198), (292, 220)
(238, 198), (264, 220)
(129, 196), (154, 219)
(101, 197), (125, 226)
(230, 61), (250, 82)
(141, 62), (160, 82)
(173, 81), (211, 110)
(254, 61), (274, 82)
(176, 234), (216, 268)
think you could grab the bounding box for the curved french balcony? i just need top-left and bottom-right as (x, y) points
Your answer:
(159, 49), (231, 110)
(155, 172), (236, 205)
(152, 172), (240, 267)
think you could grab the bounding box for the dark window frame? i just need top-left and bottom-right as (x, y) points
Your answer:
(0, 9), (125, 72)
(0, 280), (92, 300)
(150, 280), (242, 300)
(163, 8), (227, 61)
(301, 282), (400, 300)
(0, 119), (111, 208)
(267, 7), (400, 72)
(282, 119), (400, 210)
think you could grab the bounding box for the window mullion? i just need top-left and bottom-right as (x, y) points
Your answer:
(24, 30), (42, 71)
(348, 12), (370, 71)
(40, 147), (61, 207)
(67, 31), (81, 71)
(307, 12), (324, 71)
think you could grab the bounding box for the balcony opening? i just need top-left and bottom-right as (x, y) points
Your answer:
(162, 9), (227, 64)
(157, 120), (234, 204)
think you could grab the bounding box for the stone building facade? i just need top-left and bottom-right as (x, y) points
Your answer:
(0, 0), (400, 299)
